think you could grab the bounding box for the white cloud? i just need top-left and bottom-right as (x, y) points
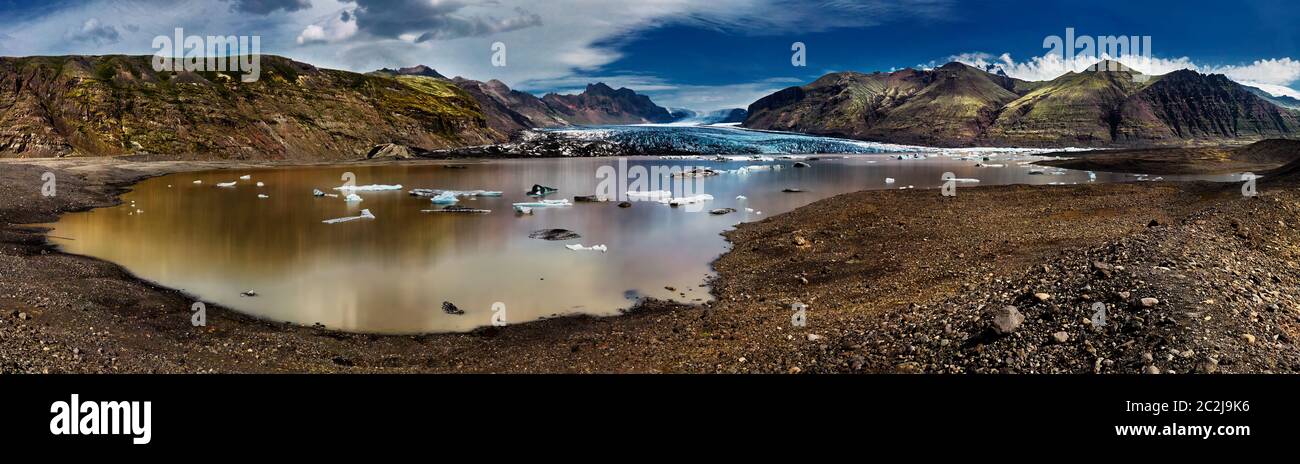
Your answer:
(946, 52), (1300, 99)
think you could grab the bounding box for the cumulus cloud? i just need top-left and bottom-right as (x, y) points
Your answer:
(343, 0), (542, 42)
(945, 51), (1300, 99)
(297, 8), (358, 44)
(228, 0), (313, 15)
(64, 18), (122, 45)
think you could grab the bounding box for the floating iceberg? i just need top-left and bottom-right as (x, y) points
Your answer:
(257, 194), (269, 199)
(512, 199), (572, 208)
(192, 180), (202, 185)
(513, 205), (534, 214)
(409, 189), (502, 197)
(565, 244), (607, 252)
(735, 195), (747, 200)
(334, 184), (403, 192)
(322, 209), (375, 224)
(256, 182), (265, 187)
(344, 193), (363, 203)
(239, 175), (252, 180)
(216, 182), (237, 188)
(527, 184), (558, 197)
(951, 178), (980, 183)
(885, 178), (896, 184)
(429, 191), (459, 204)
(626, 190), (672, 201)
(662, 194), (713, 206)
(313, 189), (326, 197)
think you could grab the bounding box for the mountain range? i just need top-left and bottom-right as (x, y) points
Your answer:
(744, 60), (1300, 147)
(4, 54), (1297, 159)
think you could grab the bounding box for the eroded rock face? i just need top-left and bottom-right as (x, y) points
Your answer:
(0, 55), (502, 159)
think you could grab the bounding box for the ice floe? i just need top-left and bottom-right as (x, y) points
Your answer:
(216, 182), (237, 188)
(334, 184), (403, 192)
(512, 199), (571, 208)
(322, 209), (375, 224)
(344, 193), (363, 202)
(565, 244), (607, 252)
(239, 175), (252, 180)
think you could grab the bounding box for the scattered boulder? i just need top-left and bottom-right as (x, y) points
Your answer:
(617, 201), (632, 208)
(442, 301), (465, 315)
(782, 188), (804, 193)
(991, 306), (1025, 334)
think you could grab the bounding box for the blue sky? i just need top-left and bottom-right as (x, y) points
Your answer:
(1, 0), (1297, 110)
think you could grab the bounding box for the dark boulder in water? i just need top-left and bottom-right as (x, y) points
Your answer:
(793, 162), (810, 168)
(527, 184), (558, 196)
(442, 301), (465, 315)
(529, 228), (582, 241)
(573, 195), (603, 202)
(710, 208), (737, 215)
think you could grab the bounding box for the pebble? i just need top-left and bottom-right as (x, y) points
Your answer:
(1051, 331), (1069, 343)
(1140, 297), (1159, 307)
(1033, 293), (1052, 302)
(1243, 333), (1257, 344)
(1144, 365), (1161, 374)
(807, 333), (823, 342)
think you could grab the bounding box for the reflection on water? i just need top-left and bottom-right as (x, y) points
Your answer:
(44, 155), (1236, 333)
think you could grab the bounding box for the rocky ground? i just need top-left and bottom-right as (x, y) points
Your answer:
(2, 155), (1298, 373)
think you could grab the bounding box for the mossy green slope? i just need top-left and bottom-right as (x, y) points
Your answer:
(0, 55), (502, 159)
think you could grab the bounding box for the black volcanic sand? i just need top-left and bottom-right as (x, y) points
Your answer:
(2, 157), (1300, 373)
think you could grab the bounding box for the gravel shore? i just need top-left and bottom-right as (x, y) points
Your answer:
(2, 156), (1297, 373)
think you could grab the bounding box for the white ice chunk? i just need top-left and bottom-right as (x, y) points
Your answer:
(430, 191), (459, 204)
(512, 199), (572, 208)
(334, 184), (403, 192)
(662, 194), (713, 206)
(239, 175), (252, 180)
(513, 205), (533, 214)
(192, 180), (202, 184)
(322, 209), (375, 224)
(344, 193), (363, 203)
(565, 244), (608, 252)
(313, 189), (326, 197)
(885, 177), (896, 184)
(626, 190), (672, 201)
(216, 182), (237, 188)
(735, 195), (747, 200)
(258, 194), (269, 199)
(256, 182), (265, 187)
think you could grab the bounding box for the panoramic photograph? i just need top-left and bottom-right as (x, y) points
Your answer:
(1, 0), (1297, 446)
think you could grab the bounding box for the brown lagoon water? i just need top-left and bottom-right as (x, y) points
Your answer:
(43, 154), (1236, 333)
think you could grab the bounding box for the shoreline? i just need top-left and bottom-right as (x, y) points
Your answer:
(2, 154), (1298, 373)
